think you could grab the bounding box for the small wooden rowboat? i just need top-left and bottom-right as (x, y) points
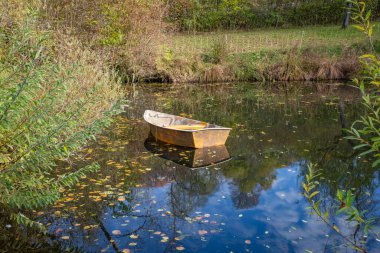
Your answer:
(143, 110), (231, 148)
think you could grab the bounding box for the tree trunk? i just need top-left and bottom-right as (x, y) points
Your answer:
(342, 1), (353, 29)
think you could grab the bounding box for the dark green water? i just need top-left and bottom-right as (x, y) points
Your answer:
(2, 82), (380, 253)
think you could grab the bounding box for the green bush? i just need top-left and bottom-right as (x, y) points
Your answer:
(202, 40), (228, 64)
(167, 0), (379, 31)
(0, 16), (123, 229)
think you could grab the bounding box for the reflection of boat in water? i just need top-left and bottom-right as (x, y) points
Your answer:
(144, 138), (231, 169)
(143, 110), (231, 148)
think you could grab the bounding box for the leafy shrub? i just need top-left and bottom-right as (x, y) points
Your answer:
(166, 0), (379, 31)
(344, 0), (380, 167)
(202, 40), (228, 64)
(0, 16), (122, 229)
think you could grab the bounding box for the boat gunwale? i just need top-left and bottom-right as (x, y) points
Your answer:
(143, 110), (232, 132)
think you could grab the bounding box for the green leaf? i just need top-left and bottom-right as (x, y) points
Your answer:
(352, 24), (365, 31)
(309, 191), (319, 199)
(372, 158), (380, 168)
(333, 224), (340, 233)
(359, 149), (375, 157)
(365, 10), (372, 22)
(353, 143), (369, 150)
(336, 206), (349, 215)
(323, 211), (329, 220)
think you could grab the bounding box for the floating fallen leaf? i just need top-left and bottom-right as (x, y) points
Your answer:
(61, 236), (70, 240)
(130, 234), (138, 239)
(129, 242), (137, 246)
(198, 230), (208, 236)
(55, 228), (64, 234)
(175, 236), (185, 241)
(176, 246), (185, 251)
(112, 230), (122, 235)
(122, 249), (131, 253)
(118, 196), (126, 202)
(245, 240), (251, 244)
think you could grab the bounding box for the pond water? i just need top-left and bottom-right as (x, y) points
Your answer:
(3, 82), (380, 252)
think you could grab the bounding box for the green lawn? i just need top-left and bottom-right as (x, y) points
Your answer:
(165, 23), (379, 56)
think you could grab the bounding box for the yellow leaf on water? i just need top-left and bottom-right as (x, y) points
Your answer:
(333, 225), (340, 233)
(118, 196), (126, 202)
(176, 246), (185, 251)
(61, 236), (70, 240)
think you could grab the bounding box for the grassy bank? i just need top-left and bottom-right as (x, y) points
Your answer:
(168, 24), (373, 55)
(154, 24), (378, 83)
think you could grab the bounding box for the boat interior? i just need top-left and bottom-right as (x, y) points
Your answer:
(144, 110), (221, 130)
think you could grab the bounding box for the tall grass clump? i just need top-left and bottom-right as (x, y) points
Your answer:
(0, 13), (123, 230)
(202, 40), (228, 64)
(43, 0), (166, 83)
